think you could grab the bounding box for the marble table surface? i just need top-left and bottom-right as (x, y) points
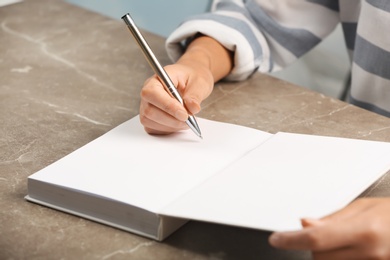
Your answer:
(1, 0), (390, 259)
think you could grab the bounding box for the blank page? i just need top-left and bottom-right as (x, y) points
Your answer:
(29, 116), (272, 212)
(161, 132), (390, 231)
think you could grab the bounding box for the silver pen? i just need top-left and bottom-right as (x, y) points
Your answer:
(121, 13), (202, 139)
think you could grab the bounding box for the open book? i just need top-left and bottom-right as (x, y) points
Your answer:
(26, 115), (390, 241)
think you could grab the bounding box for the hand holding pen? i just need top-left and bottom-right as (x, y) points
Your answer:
(122, 13), (204, 138)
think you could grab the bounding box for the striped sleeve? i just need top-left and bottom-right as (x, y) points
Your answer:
(166, 0), (340, 81)
(349, 0), (390, 117)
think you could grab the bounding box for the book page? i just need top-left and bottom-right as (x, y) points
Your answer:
(161, 132), (390, 231)
(29, 116), (272, 212)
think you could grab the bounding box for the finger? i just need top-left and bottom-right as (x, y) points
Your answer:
(140, 103), (188, 131)
(269, 220), (359, 251)
(143, 126), (178, 136)
(140, 115), (188, 135)
(141, 76), (188, 121)
(269, 229), (315, 250)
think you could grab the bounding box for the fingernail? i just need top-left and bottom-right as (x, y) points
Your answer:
(175, 110), (188, 121)
(301, 218), (323, 227)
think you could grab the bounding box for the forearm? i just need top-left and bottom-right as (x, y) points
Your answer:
(176, 35), (234, 83)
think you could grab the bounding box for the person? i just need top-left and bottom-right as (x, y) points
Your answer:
(139, 1), (390, 258)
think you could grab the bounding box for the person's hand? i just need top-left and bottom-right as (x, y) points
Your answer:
(139, 35), (233, 135)
(139, 60), (214, 135)
(269, 198), (390, 260)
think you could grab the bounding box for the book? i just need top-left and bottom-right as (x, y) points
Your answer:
(26, 115), (390, 241)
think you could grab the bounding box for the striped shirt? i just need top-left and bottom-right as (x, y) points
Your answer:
(166, 0), (390, 117)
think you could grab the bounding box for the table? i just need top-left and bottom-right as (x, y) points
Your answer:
(1, 0), (390, 259)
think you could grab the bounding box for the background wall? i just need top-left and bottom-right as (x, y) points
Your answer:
(65, 0), (350, 99)
(65, 0), (211, 37)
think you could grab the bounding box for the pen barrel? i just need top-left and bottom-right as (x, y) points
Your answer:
(121, 13), (183, 105)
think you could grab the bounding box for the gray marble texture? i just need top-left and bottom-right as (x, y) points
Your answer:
(1, 0), (390, 259)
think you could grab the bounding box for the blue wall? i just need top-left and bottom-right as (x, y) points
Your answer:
(65, 0), (211, 37)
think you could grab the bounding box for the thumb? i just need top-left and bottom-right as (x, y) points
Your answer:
(183, 81), (213, 115)
(184, 96), (202, 115)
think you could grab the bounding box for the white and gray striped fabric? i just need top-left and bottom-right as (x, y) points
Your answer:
(166, 0), (390, 117)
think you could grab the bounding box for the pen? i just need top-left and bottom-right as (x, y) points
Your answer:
(121, 13), (202, 139)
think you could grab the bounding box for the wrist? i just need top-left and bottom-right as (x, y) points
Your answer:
(177, 48), (212, 77)
(178, 35), (233, 82)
